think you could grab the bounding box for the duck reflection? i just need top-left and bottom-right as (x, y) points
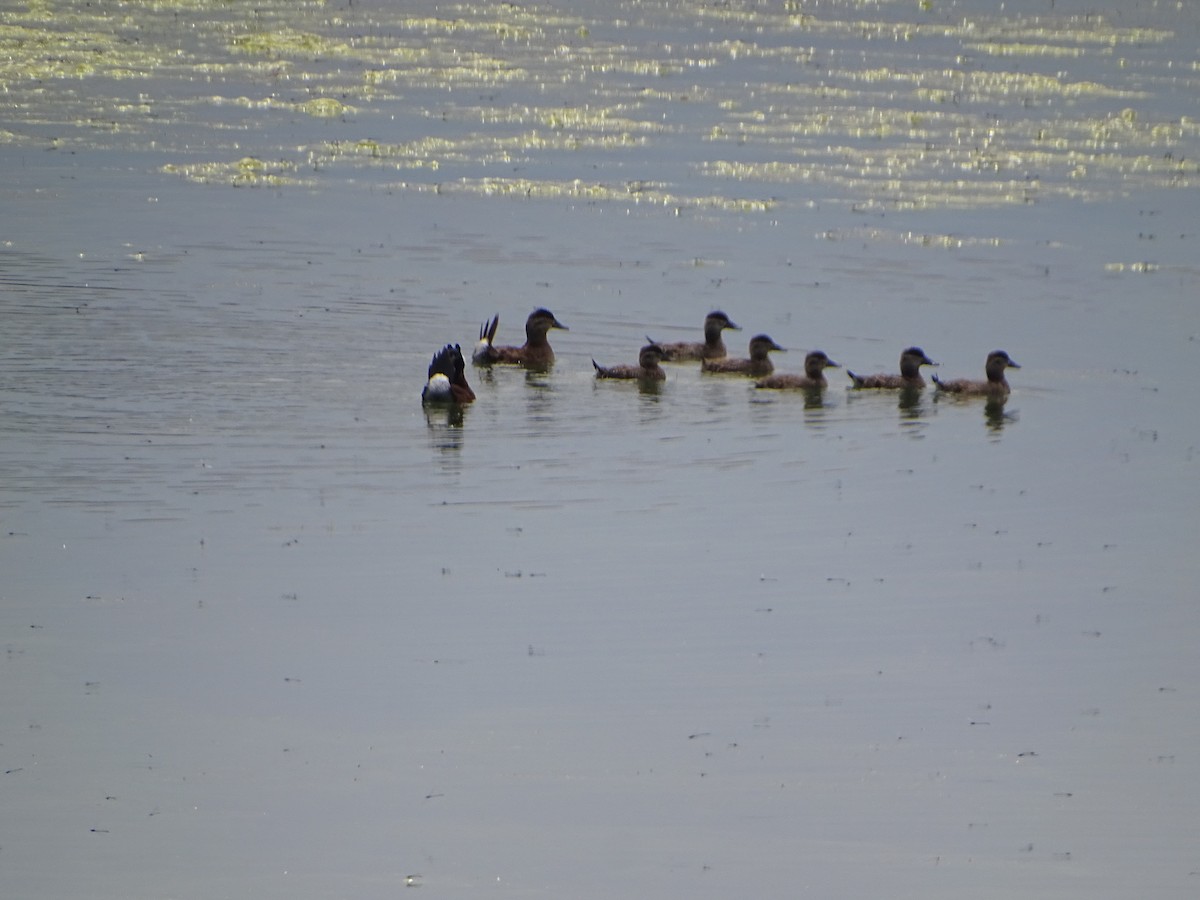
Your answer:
(802, 393), (835, 431)
(791, 385), (830, 413)
(985, 397), (1018, 433)
(637, 378), (664, 398)
(896, 386), (931, 419)
(636, 383), (666, 424)
(523, 367), (558, 423)
(845, 383), (932, 421)
(751, 381), (835, 429)
(424, 405), (466, 453)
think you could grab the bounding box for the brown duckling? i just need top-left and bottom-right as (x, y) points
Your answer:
(593, 343), (667, 381)
(701, 334), (785, 377)
(847, 346), (938, 389)
(756, 350), (840, 390)
(421, 344), (475, 405)
(473, 308), (568, 367)
(650, 311), (741, 361)
(933, 350), (1021, 397)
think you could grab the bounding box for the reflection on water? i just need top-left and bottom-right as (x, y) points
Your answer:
(930, 391), (1019, 434)
(635, 379), (664, 399)
(985, 397), (1018, 433)
(424, 406), (467, 456)
(635, 388), (667, 427)
(801, 387), (831, 413)
(521, 369), (559, 426)
(896, 386), (926, 418)
(847, 386), (936, 422)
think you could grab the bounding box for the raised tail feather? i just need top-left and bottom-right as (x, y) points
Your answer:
(473, 314), (500, 363)
(480, 315), (499, 343)
(427, 344), (460, 381)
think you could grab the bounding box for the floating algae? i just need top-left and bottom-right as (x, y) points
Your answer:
(1, 0), (1195, 216)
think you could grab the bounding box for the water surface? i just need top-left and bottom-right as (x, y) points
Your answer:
(2, 1), (1198, 898)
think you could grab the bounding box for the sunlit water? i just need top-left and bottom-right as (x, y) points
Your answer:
(2, 2), (1199, 898)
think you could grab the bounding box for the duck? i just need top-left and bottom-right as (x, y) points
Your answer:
(933, 350), (1021, 397)
(650, 311), (741, 361)
(593, 343), (667, 381)
(755, 350), (840, 390)
(472, 308), (568, 367)
(701, 334), (785, 376)
(847, 346), (938, 389)
(421, 344), (475, 405)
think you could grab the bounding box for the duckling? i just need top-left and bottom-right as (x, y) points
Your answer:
(650, 311), (741, 361)
(847, 346), (938, 389)
(933, 350), (1021, 397)
(421, 344), (476, 405)
(701, 334), (785, 376)
(593, 343), (667, 381)
(756, 350), (840, 390)
(472, 308), (569, 367)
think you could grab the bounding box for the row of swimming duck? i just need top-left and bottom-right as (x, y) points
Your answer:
(421, 308), (1021, 405)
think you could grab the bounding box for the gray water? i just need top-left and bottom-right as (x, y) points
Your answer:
(2, 1), (1199, 898)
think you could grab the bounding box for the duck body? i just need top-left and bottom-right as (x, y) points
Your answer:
(473, 308), (568, 367)
(422, 344), (475, 405)
(933, 350), (1020, 397)
(593, 344), (667, 381)
(756, 350), (840, 390)
(848, 346), (937, 389)
(701, 334), (784, 376)
(652, 311), (741, 362)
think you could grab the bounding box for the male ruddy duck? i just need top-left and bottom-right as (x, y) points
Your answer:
(593, 343), (667, 381)
(701, 334), (784, 376)
(933, 350), (1021, 397)
(473, 308), (568, 367)
(847, 346), (938, 389)
(651, 311), (741, 361)
(755, 350), (840, 390)
(421, 344), (475, 405)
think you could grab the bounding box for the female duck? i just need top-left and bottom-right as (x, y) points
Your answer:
(593, 343), (667, 381)
(701, 334), (785, 377)
(933, 350), (1021, 397)
(756, 350), (840, 390)
(473, 308), (569, 367)
(421, 344), (476, 405)
(847, 346), (938, 389)
(651, 311), (741, 362)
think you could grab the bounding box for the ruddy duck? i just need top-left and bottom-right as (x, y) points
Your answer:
(701, 334), (785, 376)
(593, 343), (667, 381)
(847, 346), (938, 389)
(473, 308), (568, 367)
(755, 350), (840, 390)
(421, 343), (475, 405)
(651, 311), (741, 361)
(933, 350), (1021, 397)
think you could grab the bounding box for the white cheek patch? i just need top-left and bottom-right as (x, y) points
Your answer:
(424, 373), (452, 400)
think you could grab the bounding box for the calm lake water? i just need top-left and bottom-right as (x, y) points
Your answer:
(2, 1), (1199, 898)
